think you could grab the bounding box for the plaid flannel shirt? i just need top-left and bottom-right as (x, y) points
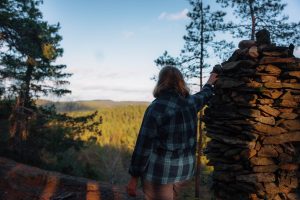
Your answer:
(128, 84), (214, 184)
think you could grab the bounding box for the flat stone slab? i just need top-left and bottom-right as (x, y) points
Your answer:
(0, 157), (143, 200)
(259, 57), (299, 64)
(263, 132), (300, 144)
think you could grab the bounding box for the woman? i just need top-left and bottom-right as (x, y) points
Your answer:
(127, 66), (218, 200)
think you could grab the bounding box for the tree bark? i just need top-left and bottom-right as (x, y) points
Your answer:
(23, 60), (34, 108)
(248, 0), (256, 40)
(195, 0), (204, 198)
(8, 58), (34, 156)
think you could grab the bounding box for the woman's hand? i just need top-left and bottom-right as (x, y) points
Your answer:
(127, 176), (138, 197)
(207, 73), (218, 85)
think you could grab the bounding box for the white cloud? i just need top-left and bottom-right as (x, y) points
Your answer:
(158, 8), (188, 21)
(80, 85), (151, 94)
(52, 67), (156, 102)
(122, 31), (135, 39)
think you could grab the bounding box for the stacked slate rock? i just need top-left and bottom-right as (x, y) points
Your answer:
(204, 42), (300, 199)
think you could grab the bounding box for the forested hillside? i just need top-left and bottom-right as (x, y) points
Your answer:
(1, 98), (149, 184)
(37, 99), (149, 112)
(56, 103), (149, 184)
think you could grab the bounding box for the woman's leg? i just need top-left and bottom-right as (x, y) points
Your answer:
(142, 179), (189, 200)
(142, 179), (173, 200)
(173, 180), (189, 200)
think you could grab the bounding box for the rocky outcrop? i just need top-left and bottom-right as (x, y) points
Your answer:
(0, 157), (143, 200)
(204, 46), (300, 200)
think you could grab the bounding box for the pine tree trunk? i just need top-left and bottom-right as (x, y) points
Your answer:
(248, 0), (256, 40)
(8, 97), (28, 158)
(195, 0), (204, 198)
(23, 63), (34, 108)
(8, 60), (34, 157)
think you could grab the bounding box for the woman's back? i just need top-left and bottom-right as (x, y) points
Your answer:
(126, 66), (218, 199)
(151, 90), (198, 152)
(130, 85), (213, 184)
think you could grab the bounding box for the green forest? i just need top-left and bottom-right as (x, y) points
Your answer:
(1, 98), (211, 186)
(1, 96), (150, 184)
(0, 0), (214, 193)
(41, 103), (149, 184)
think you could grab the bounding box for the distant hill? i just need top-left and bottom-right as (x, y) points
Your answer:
(36, 99), (150, 112)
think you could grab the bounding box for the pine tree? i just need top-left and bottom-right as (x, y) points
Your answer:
(1, 0), (71, 105)
(154, 51), (180, 68)
(181, 0), (229, 85)
(216, 0), (300, 45)
(154, 1), (229, 197)
(0, 0), (71, 154)
(153, 51), (181, 80)
(180, 1), (230, 197)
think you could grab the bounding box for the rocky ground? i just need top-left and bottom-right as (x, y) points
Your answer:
(0, 157), (143, 200)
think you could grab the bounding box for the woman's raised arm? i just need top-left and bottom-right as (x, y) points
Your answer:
(190, 73), (218, 111)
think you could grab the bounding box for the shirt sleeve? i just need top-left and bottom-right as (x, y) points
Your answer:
(190, 83), (214, 111)
(128, 104), (158, 177)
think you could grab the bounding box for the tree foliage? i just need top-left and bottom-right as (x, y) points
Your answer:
(0, 0), (73, 151)
(153, 51), (180, 81)
(0, 0), (101, 162)
(154, 0), (231, 86)
(155, 2), (230, 198)
(154, 51), (180, 68)
(181, 0), (231, 83)
(216, 0), (300, 45)
(0, 0), (71, 104)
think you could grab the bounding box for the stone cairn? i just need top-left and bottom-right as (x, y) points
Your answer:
(204, 32), (300, 200)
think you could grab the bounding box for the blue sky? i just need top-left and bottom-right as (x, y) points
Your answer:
(41, 0), (300, 102)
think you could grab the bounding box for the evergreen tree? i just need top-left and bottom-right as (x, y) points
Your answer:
(154, 51), (180, 69)
(154, 1), (230, 197)
(179, 1), (230, 197)
(181, 0), (229, 85)
(0, 1), (102, 177)
(0, 0), (71, 153)
(0, 77), (4, 98)
(154, 0), (231, 85)
(0, 0), (71, 105)
(216, 0), (300, 45)
(153, 51), (181, 80)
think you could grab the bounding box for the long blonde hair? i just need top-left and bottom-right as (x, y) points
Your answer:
(153, 66), (189, 98)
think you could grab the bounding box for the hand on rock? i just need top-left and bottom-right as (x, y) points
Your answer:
(207, 73), (218, 85)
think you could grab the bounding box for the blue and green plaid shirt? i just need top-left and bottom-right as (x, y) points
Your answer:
(128, 84), (214, 184)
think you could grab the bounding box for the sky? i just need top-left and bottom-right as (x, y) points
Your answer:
(40, 0), (300, 102)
